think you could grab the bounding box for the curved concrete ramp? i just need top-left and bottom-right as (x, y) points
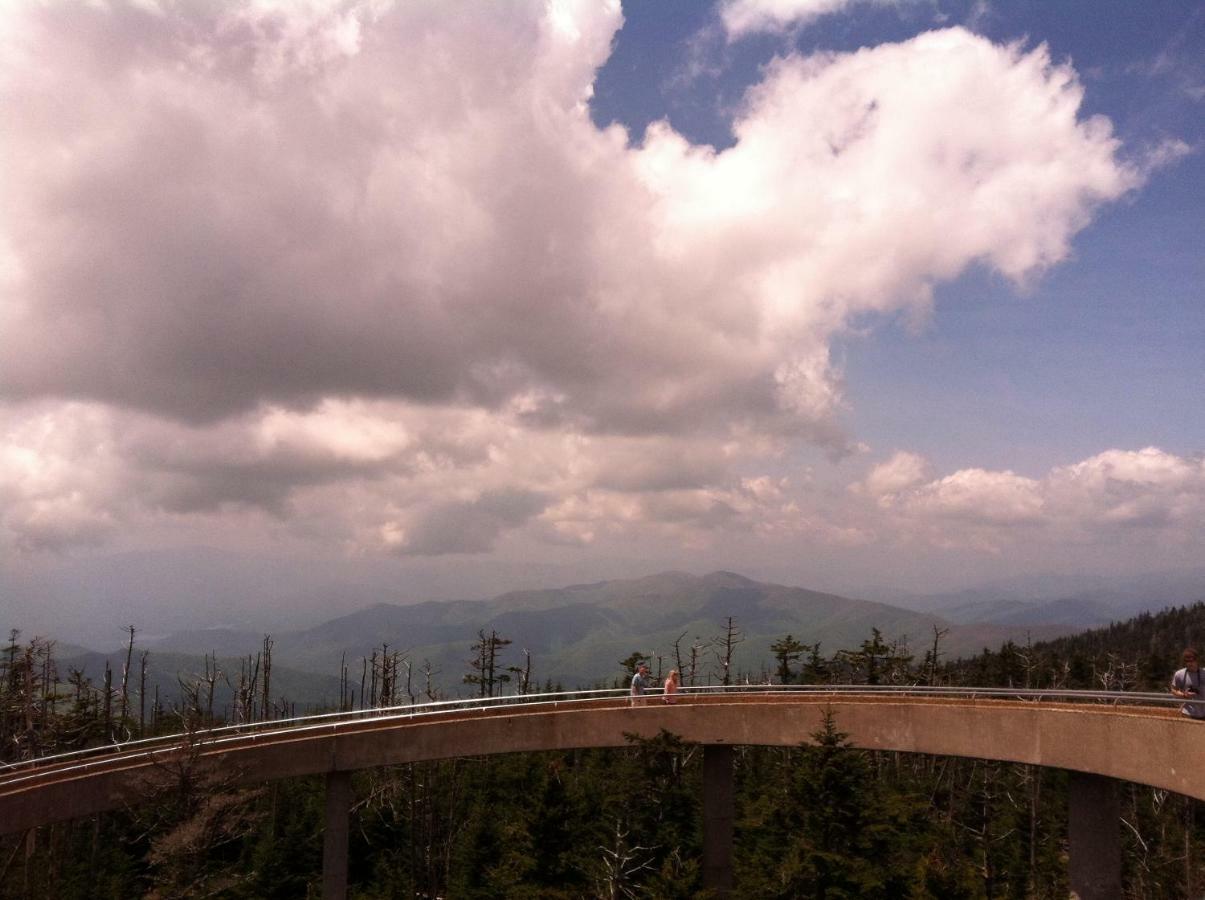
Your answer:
(1, 694), (1199, 835)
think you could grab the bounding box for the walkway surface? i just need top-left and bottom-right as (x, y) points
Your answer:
(1, 686), (1198, 835)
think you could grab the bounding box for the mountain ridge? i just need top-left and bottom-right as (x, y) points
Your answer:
(57, 569), (1170, 708)
(108, 571), (1085, 692)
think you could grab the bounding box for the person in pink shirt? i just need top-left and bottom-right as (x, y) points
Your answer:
(663, 669), (680, 704)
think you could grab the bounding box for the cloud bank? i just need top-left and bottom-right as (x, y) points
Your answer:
(857, 447), (1205, 551)
(0, 0), (1179, 562)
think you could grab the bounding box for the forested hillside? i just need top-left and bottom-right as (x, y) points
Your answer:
(5, 600), (1205, 898)
(949, 602), (1205, 692)
(60, 571), (1089, 708)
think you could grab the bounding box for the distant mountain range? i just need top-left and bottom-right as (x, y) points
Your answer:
(880, 569), (1205, 630)
(58, 570), (1124, 708)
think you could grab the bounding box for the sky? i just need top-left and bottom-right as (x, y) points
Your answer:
(1, 0), (1203, 635)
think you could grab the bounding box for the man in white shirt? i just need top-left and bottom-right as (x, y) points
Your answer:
(630, 662), (651, 706)
(1171, 648), (1205, 719)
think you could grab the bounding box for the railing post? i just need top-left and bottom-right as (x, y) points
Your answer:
(1068, 771), (1120, 900)
(702, 744), (735, 897)
(323, 770), (352, 900)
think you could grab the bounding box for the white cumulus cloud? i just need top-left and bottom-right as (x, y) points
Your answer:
(857, 447), (1205, 549)
(0, 2), (1168, 560)
(855, 450), (931, 498)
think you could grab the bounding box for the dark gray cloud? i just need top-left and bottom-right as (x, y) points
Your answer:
(394, 489), (550, 556)
(589, 443), (731, 493)
(1, 0), (749, 436)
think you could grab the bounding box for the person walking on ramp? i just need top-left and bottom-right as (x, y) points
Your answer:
(663, 668), (680, 704)
(630, 662), (651, 706)
(1171, 648), (1205, 719)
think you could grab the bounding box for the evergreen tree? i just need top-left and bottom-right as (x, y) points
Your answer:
(769, 635), (806, 684)
(464, 629), (514, 698)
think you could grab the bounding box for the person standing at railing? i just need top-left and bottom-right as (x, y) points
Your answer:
(663, 669), (680, 704)
(631, 662), (651, 706)
(1171, 648), (1205, 719)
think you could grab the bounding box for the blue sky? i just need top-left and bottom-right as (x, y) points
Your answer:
(1, 0), (1202, 634)
(594, 0), (1204, 477)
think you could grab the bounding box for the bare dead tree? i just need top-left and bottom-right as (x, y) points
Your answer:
(377, 646), (402, 707)
(592, 818), (656, 900)
(139, 650), (149, 736)
(118, 626), (136, 726)
(260, 635), (273, 720)
(672, 632), (687, 677)
(925, 625), (949, 686)
(201, 653), (221, 722)
(224, 653), (259, 724)
(22, 646), (35, 736)
(360, 656), (368, 712)
(368, 649), (379, 707)
(1022, 632), (1037, 690)
(338, 651), (348, 713)
(101, 661), (113, 743)
(176, 676), (202, 731)
(1050, 658), (1071, 690)
(422, 659), (439, 702)
(403, 658), (416, 704)
(687, 637), (705, 687)
(506, 649), (533, 695)
(392, 650), (404, 704)
(3, 638), (59, 759)
(132, 716), (264, 897)
(885, 635), (914, 686)
(712, 616), (744, 686)
(1097, 651), (1138, 693)
(41, 638), (58, 726)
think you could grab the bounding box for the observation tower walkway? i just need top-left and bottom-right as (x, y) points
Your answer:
(2, 685), (1196, 899)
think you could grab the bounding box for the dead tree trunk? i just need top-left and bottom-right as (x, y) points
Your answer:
(261, 635), (273, 720)
(118, 626), (136, 726)
(713, 617), (744, 686)
(139, 651), (149, 736)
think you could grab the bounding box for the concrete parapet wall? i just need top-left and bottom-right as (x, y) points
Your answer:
(1, 695), (1198, 835)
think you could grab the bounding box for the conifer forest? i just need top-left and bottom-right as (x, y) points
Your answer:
(5, 603), (1205, 899)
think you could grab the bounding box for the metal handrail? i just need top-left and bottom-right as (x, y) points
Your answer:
(0, 687), (629, 775)
(0, 683), (1188, 782)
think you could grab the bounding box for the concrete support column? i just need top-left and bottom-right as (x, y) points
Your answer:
(702, 744), (735, 897)
(1068, 771), (1121, 900)
(323, 770), (353, 900)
